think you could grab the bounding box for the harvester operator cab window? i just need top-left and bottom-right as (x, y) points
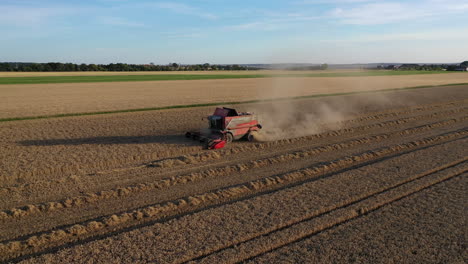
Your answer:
(223, 107), (238, 116)
(208, 116), (223, 130)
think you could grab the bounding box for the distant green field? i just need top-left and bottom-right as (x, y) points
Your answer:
(0, 71), (454, 85)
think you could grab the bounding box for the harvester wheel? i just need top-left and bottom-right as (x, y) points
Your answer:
(225, 133), (233, 143)
(247, 131), (258, 142)
(205, 140), (212, 149)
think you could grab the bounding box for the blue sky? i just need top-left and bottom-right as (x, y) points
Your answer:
(1, 0), (467, 64)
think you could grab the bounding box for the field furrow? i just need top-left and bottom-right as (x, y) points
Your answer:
(0, 128), (465, 262)
(246, 175), (466, 264)
(13, 131), (467, 264)
(1, 115), (465, 221)
(1, 100), (466, 208)
(1, 85), (466, 263)
(1, 90), (466, 185)
(191, 160), (467, 264)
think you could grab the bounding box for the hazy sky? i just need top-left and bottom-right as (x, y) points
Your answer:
(1, 0), (467, 64)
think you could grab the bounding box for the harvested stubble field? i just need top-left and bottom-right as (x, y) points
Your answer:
(1, 72), (468, 119)
(0, 70), (451, 84)
(0, 81), (466, 263)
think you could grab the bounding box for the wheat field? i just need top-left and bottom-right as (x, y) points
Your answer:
(2, 73), (468, 119)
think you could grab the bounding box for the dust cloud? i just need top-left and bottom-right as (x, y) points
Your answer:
(249, 76), (396, 141)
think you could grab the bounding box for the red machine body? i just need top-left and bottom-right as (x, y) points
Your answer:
(185, 107), (262, 149)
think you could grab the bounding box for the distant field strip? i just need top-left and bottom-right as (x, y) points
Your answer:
(0, 71), (454, 85)
(2, 83), (467, 123)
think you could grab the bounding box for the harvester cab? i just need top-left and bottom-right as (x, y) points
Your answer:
(186, 107), (262, 149)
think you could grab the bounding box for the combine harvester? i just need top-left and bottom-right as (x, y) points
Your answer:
(185, 107), (262, 149)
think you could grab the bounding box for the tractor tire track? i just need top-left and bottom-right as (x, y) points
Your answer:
(3, 100), (465, 186)
(2, 103), (465, 204)
(0, 129), (465, 262)
(189, 160), (467, 264)
(342, 100), (466, 124)
(0, 115), (465, 221)
(148, 106), (467, 168)
(11, 135), (468, 264)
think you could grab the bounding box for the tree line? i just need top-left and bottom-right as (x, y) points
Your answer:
(377, 61), (468, 71)
(286, 64), (328, 70)
(0, 62), (255, 72)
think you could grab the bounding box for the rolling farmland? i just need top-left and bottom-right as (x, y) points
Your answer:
(0, 72), (466, 263)
(2, 72), (468, 119)
(0, 70), (453, 83)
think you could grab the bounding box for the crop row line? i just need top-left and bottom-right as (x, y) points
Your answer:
(2, 83), (465, 123)
(143, 100), (465, 169)
(0, 129), (465, 261)
(4, 99), (465, 182)
(189, 160), (467, 264)
(343, 99), (466, 124)
(3, 101), (462, 201)
(149, 107), (466, 168)
(1, 116), (464, 221)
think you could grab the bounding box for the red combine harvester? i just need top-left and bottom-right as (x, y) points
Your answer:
(185, 107), (262, 149)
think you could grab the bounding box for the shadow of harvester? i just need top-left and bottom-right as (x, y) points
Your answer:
(18, 134), (202, 147)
